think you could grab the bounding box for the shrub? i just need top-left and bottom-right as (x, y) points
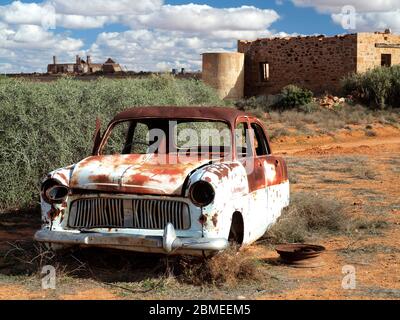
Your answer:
(342, 65), (400, 109)
(178, 246), (260, 287)
(235, 86), (313, 114)
(279, 85), (313, 109)
(235, 95), (282, 115)
(264, 192), (346, 243)
(389, 65), (400, 107)
(0, 76), (223, 211)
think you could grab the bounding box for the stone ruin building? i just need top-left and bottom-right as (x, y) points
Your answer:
(47, 55), (122, 75)
(202, 30), (400, 99)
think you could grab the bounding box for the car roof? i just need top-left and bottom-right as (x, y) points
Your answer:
(111, 106), (250, 125)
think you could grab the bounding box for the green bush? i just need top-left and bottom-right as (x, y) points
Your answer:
(389, 66), (400, 108)
(235, 85), (313, 115)
(279, 85), (313, 109)
(235, 95), (280, 115)
(0, 76), (223, 211)
(342, 65), (400, 109)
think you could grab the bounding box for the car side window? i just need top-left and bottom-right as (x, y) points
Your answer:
(251, 123), (270, 156)
(235, 122), (252, 158)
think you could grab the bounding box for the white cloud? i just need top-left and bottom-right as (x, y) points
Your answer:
(1, 24), (83, 50)
(131, 4), (279, 32)
(292, 0), (400, 13)
(13, 24), (52, 43)
(88, 30), (203, 72)
(0, 22), (84, 72)
(50, 0), (163, 16)
(0, 1), (55, 26)
(291, 0), (400, 32)
(332, 9), (400, 32)
(56, 14), (116, 29)
(0, 0), (163, 29)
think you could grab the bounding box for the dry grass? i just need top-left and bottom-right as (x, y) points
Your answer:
(239, 102), (400, 141)
(177, 246), (261, 287)
(263, 192), (347, 244)
(262, 192), (391, 244)
(347, 218), (390, 235)
(0, 237), (261, 292)
(352, 166), (377, 180)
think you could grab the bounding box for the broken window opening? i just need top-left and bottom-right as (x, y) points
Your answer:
(381, 54), (392, 67)
(259, 62), (270, 82)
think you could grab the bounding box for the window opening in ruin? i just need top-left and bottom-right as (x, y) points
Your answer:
(381, 54), (392, 67)
(259, 62), (269, 82)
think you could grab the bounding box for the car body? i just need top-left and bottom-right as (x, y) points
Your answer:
(35, 106), (290, 255)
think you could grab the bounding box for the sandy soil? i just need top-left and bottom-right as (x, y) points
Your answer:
(0, 126), (399, 300)
(266, 127), (400, 300)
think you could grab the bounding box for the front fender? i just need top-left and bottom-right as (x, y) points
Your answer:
(186, 162), (249, 237)
(40, 165), (74, 228)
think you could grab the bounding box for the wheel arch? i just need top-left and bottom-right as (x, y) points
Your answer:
(228, 211), (244, 245)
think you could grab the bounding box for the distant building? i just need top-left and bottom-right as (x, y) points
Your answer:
(102, 58), (122, 73)
(47, 55), (122, 74)
(203, 30), (400, 99)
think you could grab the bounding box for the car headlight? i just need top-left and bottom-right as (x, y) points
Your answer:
(42, 179), (69, 204)
(189, 181), (215, 207)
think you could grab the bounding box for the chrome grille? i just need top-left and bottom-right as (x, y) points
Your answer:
(68, 198), (190, 230)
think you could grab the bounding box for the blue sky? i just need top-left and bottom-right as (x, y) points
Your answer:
(0, 1), (399, 72)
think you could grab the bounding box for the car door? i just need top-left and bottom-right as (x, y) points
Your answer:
(235, 117), (257, 191)
(249, 119), (285, 232)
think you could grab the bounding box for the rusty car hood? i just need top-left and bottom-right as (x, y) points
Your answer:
(70, 154), (215, 195)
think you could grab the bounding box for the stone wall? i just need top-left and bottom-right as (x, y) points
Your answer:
(357, 32), (400, 73)
(238, 34), (358, 96)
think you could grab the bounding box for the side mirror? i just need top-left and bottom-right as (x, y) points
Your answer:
(92, 117), (102, 156)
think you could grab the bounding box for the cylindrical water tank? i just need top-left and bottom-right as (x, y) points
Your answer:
(202, 52), (244, 100)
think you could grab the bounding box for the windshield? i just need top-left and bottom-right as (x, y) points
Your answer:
(101, 119), (232, 157)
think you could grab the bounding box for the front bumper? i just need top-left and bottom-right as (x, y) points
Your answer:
(34, 223), (229, 255)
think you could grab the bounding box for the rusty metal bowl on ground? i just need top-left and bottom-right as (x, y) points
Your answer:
(275, 244), (326, 268)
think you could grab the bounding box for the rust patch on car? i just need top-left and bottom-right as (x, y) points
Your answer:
(125, 173), (152, 186)
(211, 214), (218, 227)
(58, 172), (68, 183)
(47, 206), (61, 220)
(199, 214), (207, 225)
(89, 174), (111, 184)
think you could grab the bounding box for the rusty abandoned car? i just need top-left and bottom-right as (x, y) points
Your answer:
(35, 107), (290, 255)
